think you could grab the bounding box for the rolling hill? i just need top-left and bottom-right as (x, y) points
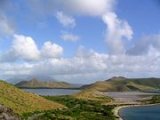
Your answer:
(81, 77), (160, 92)
(0, 80), (64, 115)
(15, 79), (73, 89)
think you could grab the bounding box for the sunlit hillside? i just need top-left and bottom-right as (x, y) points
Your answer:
(0, 80), (65, 115)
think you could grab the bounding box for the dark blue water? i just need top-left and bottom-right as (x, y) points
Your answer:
(22, 89), (80, 96)
(119, 105), (160, 120)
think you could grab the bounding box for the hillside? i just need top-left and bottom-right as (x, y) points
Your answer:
(74, 89), (113, 102)
(0, 80), (64, 115)
(15, 79), (73, 89)
(81, 77), (160, 92)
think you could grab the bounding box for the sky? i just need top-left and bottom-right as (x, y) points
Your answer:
(0, 0), (160, 84)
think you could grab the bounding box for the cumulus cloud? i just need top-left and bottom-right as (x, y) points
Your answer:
(102, 12), (133, 54)
(0, 34), (64, 62)
(61, 32), (80, 42)
(56, 11), (76, 28)
(0, 34), (40, 62)
(12, 34), (40, 61)
(41, 41), (63, 58)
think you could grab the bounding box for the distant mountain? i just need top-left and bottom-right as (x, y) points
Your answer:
(81, 77), (160, 92)
(15, 78), (74, 89)
(0, 80), (64, 114)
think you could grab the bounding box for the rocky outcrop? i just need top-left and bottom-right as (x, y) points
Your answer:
(0, 105), (20, 120)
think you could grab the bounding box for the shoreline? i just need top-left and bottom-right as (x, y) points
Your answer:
(113, 103), (160, 120)
(113, 105), (130, 120)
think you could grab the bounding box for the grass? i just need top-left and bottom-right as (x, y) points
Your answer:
(22, 95), (116, 120)
(0, 80), (64, 115)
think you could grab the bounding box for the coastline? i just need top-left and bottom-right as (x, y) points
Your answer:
(113, 103), (160, 120)
(113, 105), (129, 120)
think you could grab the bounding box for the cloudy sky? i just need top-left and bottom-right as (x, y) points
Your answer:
(0, 0), (160, 84)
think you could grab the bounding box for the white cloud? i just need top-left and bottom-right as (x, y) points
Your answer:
(41, 41), (63, 58)
(0, 34), (40, 62)
(61, 33), (80, 42)
(56, 11), (76, 28)
(12, 34), (40, 61)
(102, 12), (133, 54)
(0, 34), (64, 62)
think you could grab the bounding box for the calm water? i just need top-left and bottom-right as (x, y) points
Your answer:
(119, 105), (160, 120)
(22, 89), (80, 96)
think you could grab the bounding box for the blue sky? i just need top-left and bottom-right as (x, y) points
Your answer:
(0, 0), (160, 84)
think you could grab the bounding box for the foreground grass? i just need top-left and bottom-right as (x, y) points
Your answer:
(0, 80), (64, 114)
(22, 95), (116, 120)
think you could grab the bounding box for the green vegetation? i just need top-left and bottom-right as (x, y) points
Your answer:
(22, 96), (116, 120)
(0, 80), (64, 115)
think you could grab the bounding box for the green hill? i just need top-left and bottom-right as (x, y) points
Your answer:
(0, 80), (64, 115)
(81, 77), (160, 92)
(15, 79), (72, 89)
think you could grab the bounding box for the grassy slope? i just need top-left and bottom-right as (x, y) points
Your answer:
(0, 80), (64, 114)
